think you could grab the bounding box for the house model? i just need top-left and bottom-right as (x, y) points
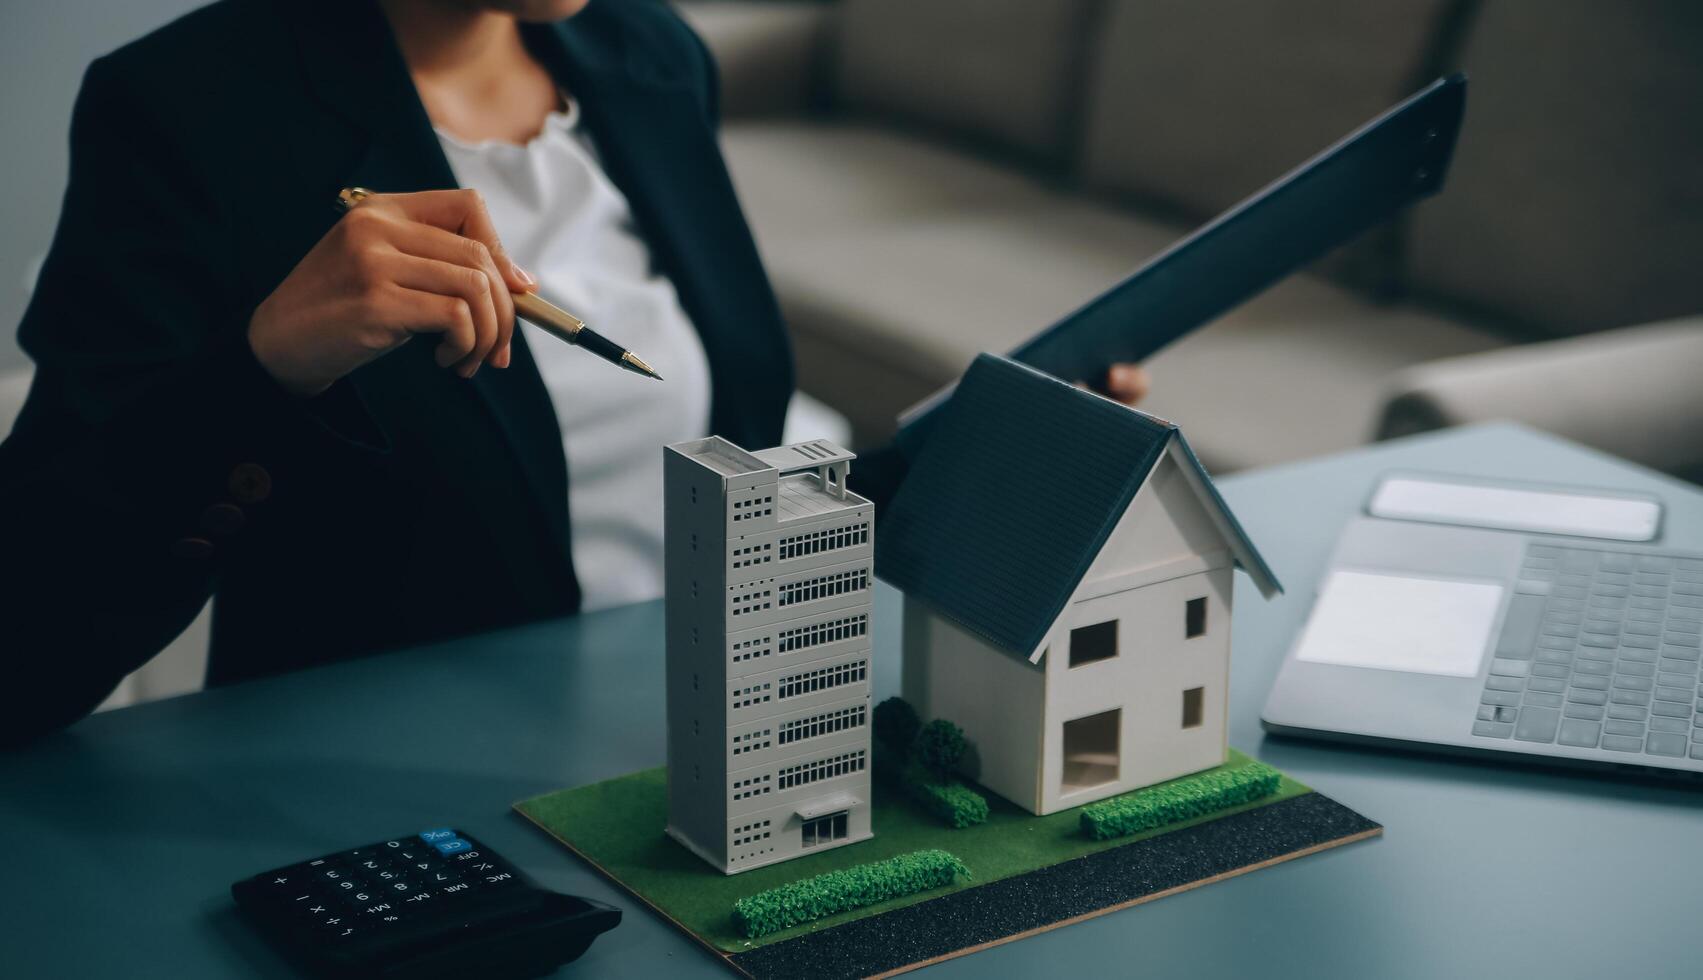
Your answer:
(878, 354), (1282, 816)
(662, 437), (875, 874)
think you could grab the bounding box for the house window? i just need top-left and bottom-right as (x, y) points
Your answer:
(1061, 708), (1120, 794)
(1182, 687), (1204, 728)
(1186, 597), (1208, 639)
(1068, 621), (1118, 667)
(801, 811), (848, 848)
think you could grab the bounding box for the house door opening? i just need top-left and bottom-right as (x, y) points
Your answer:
(1061, 708), (1120, 794)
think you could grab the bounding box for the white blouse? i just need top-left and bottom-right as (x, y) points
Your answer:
(437, 101), (714, 611)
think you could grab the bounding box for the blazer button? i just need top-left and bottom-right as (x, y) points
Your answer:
(201, 502), (246, 536)
(172, 536), (215, 560)
(228, 463), (272, 504)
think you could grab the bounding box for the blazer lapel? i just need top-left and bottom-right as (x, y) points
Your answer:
(283, 0), (573, 561)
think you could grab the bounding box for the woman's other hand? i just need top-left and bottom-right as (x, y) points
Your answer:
(248, 189), (536, 397)
(1078, 363), (1150, 406)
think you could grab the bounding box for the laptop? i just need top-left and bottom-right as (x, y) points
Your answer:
(1262, 473), (1703, 779)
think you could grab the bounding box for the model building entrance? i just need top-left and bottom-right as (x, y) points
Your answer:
(1061, 708), (1121, 794)
(801, 811), (848, 848)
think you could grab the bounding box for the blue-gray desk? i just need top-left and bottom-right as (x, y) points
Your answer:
(2, 423), (1697, 979)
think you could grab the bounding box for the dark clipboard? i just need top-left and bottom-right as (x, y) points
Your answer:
(895, 73), (1468, 455)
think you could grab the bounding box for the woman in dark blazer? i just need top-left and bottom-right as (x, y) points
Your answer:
(0, 0), (1148, 745)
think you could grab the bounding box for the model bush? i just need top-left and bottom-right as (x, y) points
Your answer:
(1079, 761), (1283, 841)
(913, 718), (967, 778)
(869, 702), (988, 828)
(731, 849), (970, 939)
(873, 696), (921, 754)
(900, 761), (990, 829)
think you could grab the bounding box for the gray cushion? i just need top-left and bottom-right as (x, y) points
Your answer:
(1407, 0), (1703, 336)
(723, 121), (1050, 238)
(1078, 0), (1451, 218)
(834, 0), (1099, 162)
(1377, 317), (1703, 480)
(722, 122), (1506, 471)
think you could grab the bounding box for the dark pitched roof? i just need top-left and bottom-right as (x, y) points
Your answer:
(877, 354), (1280, 662)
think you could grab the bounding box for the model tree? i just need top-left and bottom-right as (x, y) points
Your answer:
(873, 696), (921, 755)
(914, 719), (967, 779)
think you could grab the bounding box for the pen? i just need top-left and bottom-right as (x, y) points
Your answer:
(335, 187), (663, 381)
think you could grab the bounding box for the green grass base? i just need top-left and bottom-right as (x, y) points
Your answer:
(515, 748), (1308, 953)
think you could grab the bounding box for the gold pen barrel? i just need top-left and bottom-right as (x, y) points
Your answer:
(512, 292), (586, 345)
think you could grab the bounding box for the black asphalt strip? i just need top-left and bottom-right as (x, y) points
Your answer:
(727, 792), (1379, 980)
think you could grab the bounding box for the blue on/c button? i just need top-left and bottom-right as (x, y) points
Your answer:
(431, 838), (473, 856)
(418, 828), (457, 844)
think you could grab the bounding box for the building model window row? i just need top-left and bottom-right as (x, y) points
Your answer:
(777, 521), (870, 561)
(776, 659), (868, 700)
(777, 613), (869, 654)
(776, 749), (867, 790)
(777, 569), (869, 608)
(777, 705), (867, 746)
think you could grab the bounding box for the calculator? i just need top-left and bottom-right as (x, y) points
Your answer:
(231, 828), (620, 978)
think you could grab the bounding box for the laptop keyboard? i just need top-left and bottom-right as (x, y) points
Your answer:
(1474, 544), (1703, 760)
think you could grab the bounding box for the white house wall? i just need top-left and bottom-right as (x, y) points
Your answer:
(1034, 447), (1237, 815)
(1080, 446), (1228, 589)
(901, 596), (1046, 813)
(1039, 565), (1233, 814)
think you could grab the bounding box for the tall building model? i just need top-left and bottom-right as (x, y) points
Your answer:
(663, 437), (874, 874)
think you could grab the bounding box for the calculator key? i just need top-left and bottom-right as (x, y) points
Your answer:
(432, 838), (473, 857)
(418, 828), (458, 844)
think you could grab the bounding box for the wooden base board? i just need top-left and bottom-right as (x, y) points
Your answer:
(519, 791), (1380, 980)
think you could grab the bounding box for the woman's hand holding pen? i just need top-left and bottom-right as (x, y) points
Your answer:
(248, 189), (536, 397)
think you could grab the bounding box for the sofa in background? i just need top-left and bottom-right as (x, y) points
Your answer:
(680, 0), (1703, 481)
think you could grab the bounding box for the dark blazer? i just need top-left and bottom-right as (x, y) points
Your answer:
(0, 0), (830, 744)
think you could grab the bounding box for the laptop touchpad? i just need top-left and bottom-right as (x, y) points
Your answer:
(1294, 570), (1503, 677)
